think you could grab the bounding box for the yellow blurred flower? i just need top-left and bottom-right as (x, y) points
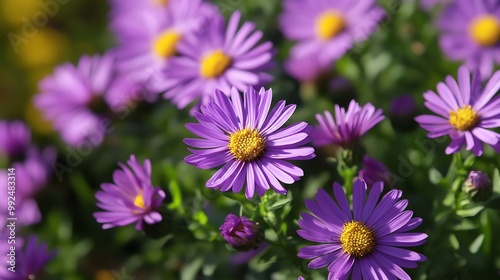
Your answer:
(1, 0), (40, 27)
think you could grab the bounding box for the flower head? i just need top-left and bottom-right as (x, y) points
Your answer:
(438, 0), (500, 79)
(220, 214), (263, 251)
(359, 156), (391, 188)
(112, 0), (218, 92)
(94, 155), (166, 230)
(297, 179), (427, 279)
(161, 11), (274, 110)
(0, 120), (31, 160)
(463, 170), (493, 202)
(0, 235), (57, 280)
(279, 0), (384, 69)
(184, 86), (315, 199)
(415, 66), (500, 156)
(35, 53), (139, 147)
(311, 100), (384, 148)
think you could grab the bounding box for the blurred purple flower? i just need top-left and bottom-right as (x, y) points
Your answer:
(297, 179), (427, 279)
(220, 214), (263, 252)
(184, 86), (315, 199)
(311, 100), (384, 148)
(112, 0), (219, 93)
(284, 52), (329, 82)
(35, 53), (139, 147)
(359, 156), (391, 187)
(0, 121), (30, 159)
(279, 0), (385, 69)
(1, 235), (57, 280)
(94, 155), (166, 230)
(438, 0), (500, 80)
(161, 11), (274, 110)
(415, 66), (500, 156)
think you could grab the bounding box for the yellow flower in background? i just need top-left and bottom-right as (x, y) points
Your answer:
(12, 28), (68, 69)
(1, 0), (40, 27)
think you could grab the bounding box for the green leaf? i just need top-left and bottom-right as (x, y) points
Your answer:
(429, 168), (443, 185)
(269, 197), (292, 210)
(469, 234), (484, 254)
(457, 205), (484, 217)
(493, 168), (500, 194)
(449, 233), (459, 250)
(167, 180), (183, 212)
(463, 154), (475, 168)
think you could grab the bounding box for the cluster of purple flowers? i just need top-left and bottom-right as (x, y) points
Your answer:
(0, 121), (57, 278)
(39, 0), (500, 278)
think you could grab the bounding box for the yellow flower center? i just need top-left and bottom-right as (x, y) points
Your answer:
(154, 0), (168, 5)
(228, 128), (266, 161)
(316, 11), (346, 40)
(449, 105), (479, 131)
(133, 194), (146, 209)
(339, 221), (375, 258)
(469, 15), (500, 46)
(200, 50), (232, 78)
(152, 30), (182, 59)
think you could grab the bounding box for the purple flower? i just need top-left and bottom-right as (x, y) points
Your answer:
(438, 0), (500, 80)
(36, 53), (139, 147)
(112, 0), (218, 93)
(463, 170), (493, 202)
(184, 86), (315, 199)
(415, 66), (500, 156)
(0, 235), (57, 280)
(0, 121), (30, 159)
(311, 100), (384, 148)
(279, 0), (385, 69)
(284, 52), (329, 82)
(220, 214), (263, 251)
(359, 156), (391, 188)
(94, 155), (166, 230)
(297, 179), (427, 279)
(390, 94), (419, 132)
(162, 11), (274, 110)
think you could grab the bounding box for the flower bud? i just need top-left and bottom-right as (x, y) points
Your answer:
(463, 171), (492, 202)
(220, 214), (263, 252)
(359, 156), (391, 188)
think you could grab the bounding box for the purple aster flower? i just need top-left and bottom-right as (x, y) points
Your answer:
(184, 86), (315, 198)
(415, 66), (500, 156)
(1, 235), (57, 280)
(113, 0), (218, 93)
(220, 214), (263, 252)
(0, 121), (30, 159)
(161, 11), (274, 110)
(35, 53), (139, 147)
(279, 0), (385, 69)
(311, 100), (385, 148)
(359, 156), (391, 188)
(94, 155), (166, 230)
(297, 179), (427, 279)
(463, 170), (493, 202)
(438, 0), (500, 80)
(284, 52), (329, 82)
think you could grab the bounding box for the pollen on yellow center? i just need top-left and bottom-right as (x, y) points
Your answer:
(200, 50), (232, 78)
(152, 30), (182, 59)
(316, 11), (346, 40)
(133, 194), (146, 209)
(449, 105), (479, 131)
(469, 15), (500, 46)
(228, 128), (266, 161)
(339, 221), (375, 258)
